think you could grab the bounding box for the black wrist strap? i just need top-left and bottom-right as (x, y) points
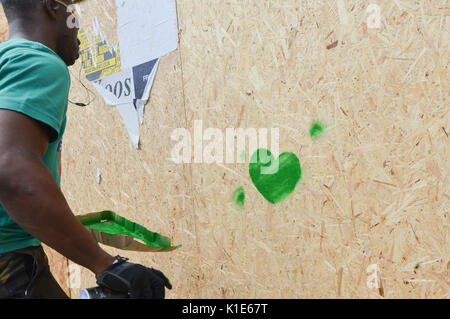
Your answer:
(95, 256), (129, 280)
(96, 256), (132, 294)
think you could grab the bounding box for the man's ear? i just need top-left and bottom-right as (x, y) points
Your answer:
(42, 0), (60, 19)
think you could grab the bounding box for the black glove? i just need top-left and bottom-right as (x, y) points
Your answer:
(96, 256), (172, 299)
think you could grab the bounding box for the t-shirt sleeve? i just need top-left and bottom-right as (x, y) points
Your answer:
(0, 49), (70, 142)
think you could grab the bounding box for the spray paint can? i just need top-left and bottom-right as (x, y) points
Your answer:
(79, 287), (129, 299)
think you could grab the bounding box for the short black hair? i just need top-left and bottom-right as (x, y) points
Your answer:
(2, 0), (41, 10)
(2, 0), (41, 19)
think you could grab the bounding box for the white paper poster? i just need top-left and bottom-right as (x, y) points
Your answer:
(79, 0), (179, 149)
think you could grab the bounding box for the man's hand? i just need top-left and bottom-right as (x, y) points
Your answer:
(96, 256), (172, 299)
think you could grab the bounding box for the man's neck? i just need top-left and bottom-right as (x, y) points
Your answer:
(8, 21), (57, 53)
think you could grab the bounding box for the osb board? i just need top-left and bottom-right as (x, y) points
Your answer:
(42, 246), (71, 297)
(176, 0), (448, 298)
(0, 8), (72, 297)
(0, 0), (448, 299)
(0, 6), (6, 42)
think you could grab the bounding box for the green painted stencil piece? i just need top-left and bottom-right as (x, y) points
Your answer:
(76, 211), (180, 251)
(249, 149), (302, 204)
(232, 186), (245, 207)
(310, 121), (325, 138)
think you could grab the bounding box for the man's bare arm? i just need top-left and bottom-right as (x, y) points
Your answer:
(0, 109), (114, 275)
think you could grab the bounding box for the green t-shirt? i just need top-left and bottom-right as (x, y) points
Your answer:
(0, 38), (70, 254)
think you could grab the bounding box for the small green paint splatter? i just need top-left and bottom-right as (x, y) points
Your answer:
(232, 186), (245, 207)
(310, 121), (325, 139)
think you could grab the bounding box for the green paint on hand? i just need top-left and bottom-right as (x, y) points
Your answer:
(249, 149), (302, 204)
(232, 186), (245, 207)
(310, 121), (325, 139)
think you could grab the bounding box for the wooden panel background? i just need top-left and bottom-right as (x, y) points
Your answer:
(1, 0), (449, 298)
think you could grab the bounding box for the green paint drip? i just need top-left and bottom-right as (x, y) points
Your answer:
(310, 121), (325, 139)
(232, 186), (245, 207)
(249, 149), (302, 204)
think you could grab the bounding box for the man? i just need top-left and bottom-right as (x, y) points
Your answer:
(0, 0), (172, 298)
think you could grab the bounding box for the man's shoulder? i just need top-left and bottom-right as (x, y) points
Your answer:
(0, 38), (68, 77)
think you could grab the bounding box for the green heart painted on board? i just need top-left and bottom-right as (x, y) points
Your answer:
(249, 149), (302, 204)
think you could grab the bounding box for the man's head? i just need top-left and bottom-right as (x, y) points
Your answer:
(3, 0), (81, 66)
